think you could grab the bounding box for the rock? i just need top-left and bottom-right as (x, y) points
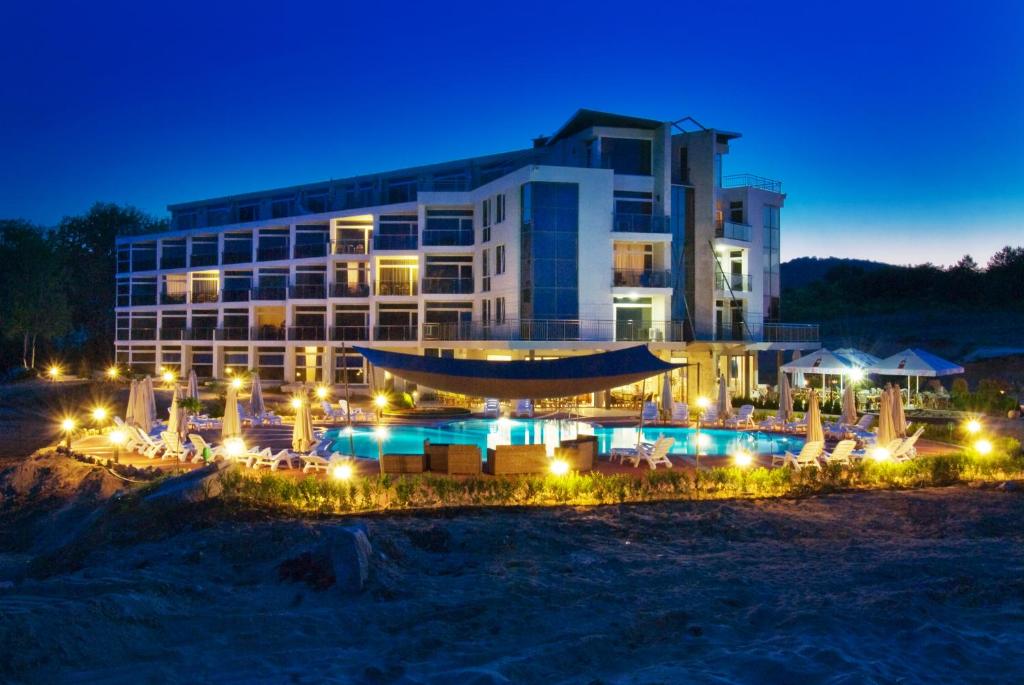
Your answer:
(326, 524), (373, 594)
(142, 461), (229, 505)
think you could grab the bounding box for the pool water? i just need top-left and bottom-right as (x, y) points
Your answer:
(323, 418), (803, 459)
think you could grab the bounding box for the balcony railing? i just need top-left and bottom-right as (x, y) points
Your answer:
(293, 242), (328, 259)
(715, 221), (752, 242)
(129, 328), (156, 341)
(714, 322), (820, 343)
(131, 292), (157, 306)
(374, 325), (418, 341)
(160, 290), (187, 305)
(376, 281), (418, 296)
(715, 273), (753, 292)
(160, 254), (186, 269)
(182, 328), (216, 341)
(288, 326), (326, 341)
(333, 240), (367, 255)
(612, 213), (669, 233)
(250, 286), (287, 301)
(373, 234), (418, 251)
(422, 229), (474, 247)
(421, 277), (474, 294)
(256, 245), (290, 262)
(612, 269), (671, 288)
(158, 328), (185, 341)
(221, 288), (251, 302)
(331, 282), (370, 298)
(289, 284), (327, 299)
(189, 252), (218, 268)
(722, 174), (783, 194)
(330, 325), (370, 341)
(221, 248), (253, 264)
(251, 326), (287, 341)
(215, 327), (251, 341)
(132, 258), (157, 271)
(191, 284), (219, 303)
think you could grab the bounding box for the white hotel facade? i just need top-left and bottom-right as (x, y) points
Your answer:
(114, 110), (818, 403)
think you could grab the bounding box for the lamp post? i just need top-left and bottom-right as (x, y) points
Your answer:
(106, 366), (120, 382)
(694, 396), (711, 469)
(109, 429), (126, 464)
(60, 417), (76, 450)
(374, 393), (388, 422)
(49, 365), (62, 383)
(374, 426), (388, 472)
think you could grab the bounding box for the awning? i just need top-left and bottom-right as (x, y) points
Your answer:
(354, 345), (684, 400)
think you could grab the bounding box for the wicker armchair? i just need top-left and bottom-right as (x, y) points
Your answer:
(484, 444), (549, 475)
(557, 435), (596, 472)
(424, 440), (482, 475)
(380, 453), (425, 474)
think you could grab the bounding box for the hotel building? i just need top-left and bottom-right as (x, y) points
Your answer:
(114, 109), (818, 402)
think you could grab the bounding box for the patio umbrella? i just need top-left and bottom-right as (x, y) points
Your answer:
(292, 399), (315, 453)
(187, 369), (199, 399)
(877, 389), (896, 447)
(249, 371), (265, 418)
(125, 379), (138, 425)
(660, 373), (673, 417)
(867, 348), (965, 403)
(890, 385), (908, 438)
(717, 377), (733, 419)
(144, 376), (157, 427)
(134, 381), (153, 434)
(840, 383), (857, 426)
(776, 373), (793, 423)
(806, 389), (825, 444)
(167, 386), (185, 443)
(222, 385), (242, 439)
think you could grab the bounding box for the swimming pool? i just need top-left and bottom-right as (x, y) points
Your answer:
(323, 418), (804, 459)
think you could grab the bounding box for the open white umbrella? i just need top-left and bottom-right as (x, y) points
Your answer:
(890, 385), (907, 438)
(249, 371), (265, 418)
(660, 373), (673, 418)
(806, 389), (824, 444)
(167, 386), (185, 443)
(222, 385), (241, 439)
(840, 383), (857, 426)
(776, 373), (793, 423)
(717, 377), (733, 419)
(125, 379), (138, 425)
(187, 369), (199, 400)
(877, 389), (896, 447)
(292, 399), (315, 453)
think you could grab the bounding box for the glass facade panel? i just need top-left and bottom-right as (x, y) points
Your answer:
(520, 182), (578, 320)
(600, 137), (652, 176)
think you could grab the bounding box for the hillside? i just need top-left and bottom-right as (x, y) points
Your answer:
(780, 256), (892, 291)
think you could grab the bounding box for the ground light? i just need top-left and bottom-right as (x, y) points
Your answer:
(733, 450), (753, 468)
(161, 370), (176, 384)
(549, 459), (570, 476)
(231, 377), (243, 390)
(870, 446), (891, 462)
(290, 397), (303, 410)
(974, 439), (993, 456)
(91, 406), (109, 425)
(965, 419), (982, 435)
(106, 366), (119, 380)
(109, 429), (126, 464)
(374, 394), (389, 421)
(60, 417), (76, 449)
(315, 386), (329, 400)
(224, 437), (246, 459)
(49, 365), (61, 381)
(332, 463), (354, 481)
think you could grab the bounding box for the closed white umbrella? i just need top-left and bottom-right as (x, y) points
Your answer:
(187, 369), (199, 400)
(134, 380), (152, 434)
(806, 389), (824, 444)
(717, 377), (732, 419)
(249, 371), (265, 418)
(877, 389), (896, 447)
(292, 399), (315, 453)
(167, 386), (185, 443)
(890, 385), (907, 438)
(660, 373), (673, 417)
(776, 373), (793, 423)
(840, 383), (857, 426)
(222, 385), (242, 439)
(144, 376), (157, 427)
(125, 379), (138, 425)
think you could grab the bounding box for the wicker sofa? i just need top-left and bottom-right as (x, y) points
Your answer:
(423, 441), (482, 475)
(484, 444), (549, 475)
(556, 435), (597, 472)
(380, 453), (425, 474)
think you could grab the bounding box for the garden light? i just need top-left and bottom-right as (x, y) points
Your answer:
(974, 439), (993, 456)
(60, 417), (77, 448)
(161, 370), (176, 384)
(696, 396), (710, 410)
(91, 407), (108, 422)
(870, 447), (891, 462)
(847, 367), (864, 382)
(733, 451), (753, 468)
(106, 366), (119, 379)
(109, 429), (126, 464)
(291, 397), (303, 409)
(315, 386), (329, 400)
(549, 459), (570, 476)
(374, 394), (389, 409)
(231, 377), (243, 390)
(965, 419), (982, 435)
(224, 437), (246, 458)
(332, 463), (354, 481)
(49, 365), (61, 381)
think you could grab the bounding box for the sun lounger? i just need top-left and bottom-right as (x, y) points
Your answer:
(135, 429), (166, 458)
(892, 427), (925, 461)
(616, 436), (675, 469)
(301, 451), (351, 473)
(512, 399), (534, 418)
(161, 431), (191, 461)
(773, 440), (824, 470)
(483, 398), (501, 418)
(337, 400), (369, 422)
(725, 405), (755, 429)
(700, 407), (720, 426)
(641, 401), (659, 422)
(321, 401), (343, 421)
(671, 402), (689, 424)
(823, 439), (857, 466)
(249, 449), (294, 470)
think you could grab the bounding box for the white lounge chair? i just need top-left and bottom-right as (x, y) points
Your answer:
(248, 449), (294, 470)
(337, 400), (369, 422)
(135, 429), (166, 458)
(617, 437), (675, 469)
(773, 440), (824, 470)
(483, 398), (500, 418)
(700, 407), (720, 426)
(785, 415), (808, 433)
(301, 451), (350, 473)
(725, 404), (755, 429)
(823, 439), (857, 466)
(513, 399), (534, 418)
(671, 402), (689, 424)
(188, 433), (225, 463)
(892, 427), (925, 461)
(161, 431), (191, 461)
(321, 401), (343, 421)
(641, 401), (659, 422)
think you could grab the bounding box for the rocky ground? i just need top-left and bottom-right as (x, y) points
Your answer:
(1, 454), (1023, 684)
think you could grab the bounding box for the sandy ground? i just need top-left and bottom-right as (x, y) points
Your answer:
(1, 475), (1023, 684)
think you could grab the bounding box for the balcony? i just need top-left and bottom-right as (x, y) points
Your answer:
(251, 326), (287, 341)
(612, 213), (669, 234)
(330, 325), (370, 341)
(612, 269), (671, 288)
(715, 221), (751, 242)
(722, 174), (783, 194)
(376, 281), (418, 296)
(287, 326), (326, 341)
(132, 258), (157, 271)
(256, 245), (290, 262)
(182, 328), (216, 341)
(191, 284), (219, 303)
(333, 240), (367, 255)
(129, 328), (156, 341)
(373, 234), (418, 251)
(189, 252), (218, 268)
(158, 328), (185, 341)
(215, 327), (251, 341)
(250, 286), (287, 301)
(293, 242), (328, 259)
(422, 229), (474, 247)
(160, 290), (187, 305)
(221, 288), (251, 303)
(131, 292), (157, 306)
(160, 254), (186, 269)
(715, 273), (753, 292)
(374, 325), (418, 341)
(289, 284), (327, 299)
(331, 282), (370, 298)
(715, 322), (819, 343)
(221, 248), (253, 264)
(421, 277), (474, 294)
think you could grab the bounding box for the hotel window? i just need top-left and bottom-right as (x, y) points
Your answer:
(495, 194), (506, 223)
(223, 347), (249, 375)
(116, 278), (130, 307)
(116, 246), (130, 273)
(190, 236), (218, 267)
(482, 299), (492, 324)
(345, 181), (375, 208)
(222, 233), (254, 264)
(335, 218), (371, 254)
(293, 264), (327, 298)
(376, 303), (418, 341)
(159, 311), (186, 340)
(376, 257), (419, 296)
(175, 211), (197, 230)
(424, 301), (472, 340)
(257, 228), (290, 261)
(271, 196), (294, 219)
(190, 272), (219, 304)
(128, 346), (156, 375)
(131, 243), (157, 271)
(333, 304), (369, 341)
(221, 310), (249, 341)
(160, 239), (186, 269)
(130, 313), (156, 341)
(304, 190), (328, 214)
(159, 348), (182, 367)
(495, 297), (506, 324)
(116, 313), (129, 341)
(190, 348), (214, 378)
(481, 249), (490, 292)
(238, 203), (260, 223)
(600, 137), (652, 176)
(374, 215), (418, 251)
(294, 347), (324, 383)
(334, 351), (366, 384)
(131, 276), (157, 306)
(294, 224), (330, 258)
(495, 245), (506, 275)
(292, 307), (326, 340)
(386, 177), (417, 204)
(206, 205), (230, 226)
(729, 201), (744, 224)
(481, 198), (490, 227)
(424, 208), (474, 246)
(256, 348), (285, 381)
(333, 262), (369, 297)
(423, 255), (473, 294)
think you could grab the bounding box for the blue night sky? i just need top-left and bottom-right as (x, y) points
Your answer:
(1, 1), (1021, 265)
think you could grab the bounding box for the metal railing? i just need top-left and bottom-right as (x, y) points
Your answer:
(256, 245), (290, 262)
(715, 273), (753, 292)
(251, 326), (287, 341)
(288, 326), (326, 340)
(421, 277), (474, 294)
(373, 234), (418, 251)
(132, 258), (157, 271)
(215, 327), (251, 341)
(722, 174), (783, 194)
(130, 292), (158, 306)
(250, 286), (287, 301)
(333, 240), (367, 255)
(375, 281), (418, 296)
(160, 290), (187, 305)
(422, 229), (474, 246)
(612, 269), (671, 288)
(221, 288), (251, 302)
(221, 248), (253, 264)
(182, 328), (216, 341)
(374, 325), (419, 341)
(189, 252), (217, 268)
(715, 221), (752, 242)
(714, 322), (819, 343)
(129, 328), (156, 341)
(331, 282), (370, 298)
(421, 319), (687, 343)
(191, 284), (219, 303)
(421, 177), (470, 192)
(293, 242), (328, 259)
(158, 328), (185, 341)
(612, 213), (670, 233)
(289, 284), (327, 299)
(330, 325), (370, 341)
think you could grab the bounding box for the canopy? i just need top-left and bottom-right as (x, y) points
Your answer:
(834, 348), (881, 369)
(780, 348), (851, 375)
(353, 345), (684, 400)
(868, 349), (964, 377)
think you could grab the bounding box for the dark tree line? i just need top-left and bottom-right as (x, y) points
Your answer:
(0, 203), (166, 376)
(783, 247), (1024, 320)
